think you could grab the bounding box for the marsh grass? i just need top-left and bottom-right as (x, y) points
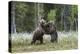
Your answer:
(10, 32), (78, 53)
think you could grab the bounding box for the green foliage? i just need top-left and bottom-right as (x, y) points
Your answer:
(68, 5), (78, 22)
(14, 2), (36, 32)
(10, 1), (78, 32)
(48, 10), (56, 21)
(68, 5), (78, 30)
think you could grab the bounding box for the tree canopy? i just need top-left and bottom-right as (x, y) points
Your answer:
(9, 1), (78, 33)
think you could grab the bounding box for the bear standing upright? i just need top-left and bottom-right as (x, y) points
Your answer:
(31, 18), (58, 44)
(31, 18), (46, 44)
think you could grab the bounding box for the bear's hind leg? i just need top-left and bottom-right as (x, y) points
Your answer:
(31, 39), (36, 45)
(40, 37), (43, 44)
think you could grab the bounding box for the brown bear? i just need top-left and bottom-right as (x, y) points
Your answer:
(31, 18), (58, 44)
(31, 18), (46, 44)
(45, 21), (58, 42)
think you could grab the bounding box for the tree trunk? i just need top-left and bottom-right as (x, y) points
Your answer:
(61, 5), (65, 31)
(63, 5), (70, 31)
